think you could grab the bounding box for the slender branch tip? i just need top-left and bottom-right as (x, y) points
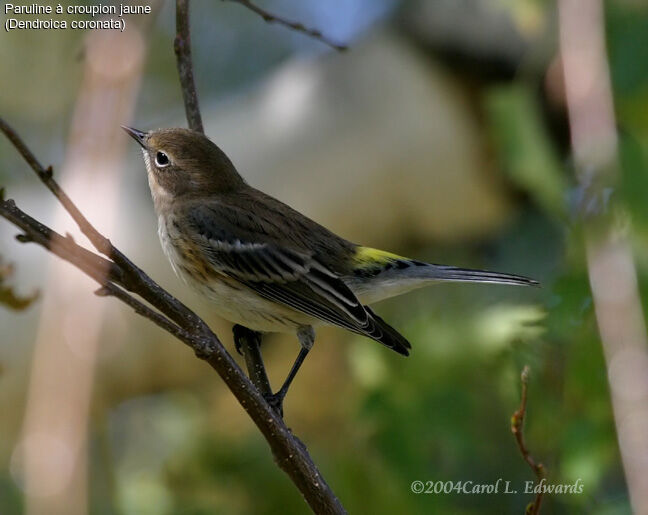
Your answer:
(511, 365), (545, 514)
(16, 233), (33, 243)
(227, 0), (348, 51)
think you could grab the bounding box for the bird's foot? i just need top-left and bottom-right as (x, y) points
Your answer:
(263, 391), (286, 418)
(232, 324), (262, 356)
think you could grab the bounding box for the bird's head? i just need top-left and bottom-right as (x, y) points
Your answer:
(122, 126), (245, 203)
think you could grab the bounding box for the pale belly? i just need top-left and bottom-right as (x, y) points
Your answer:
(183, 271), (316, 332)
(158, 215), (316, 333)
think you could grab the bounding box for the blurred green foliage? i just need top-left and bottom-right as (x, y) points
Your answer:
(485, 84), (567, 218)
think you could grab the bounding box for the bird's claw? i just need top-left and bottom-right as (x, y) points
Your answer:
(263, 392), (285, 418)
(232, 324), (261, 356)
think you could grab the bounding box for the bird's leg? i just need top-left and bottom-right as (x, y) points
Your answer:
(265, 326), (315, 417)
(232, 324), (261, 355)
(232, 324), (273, 398)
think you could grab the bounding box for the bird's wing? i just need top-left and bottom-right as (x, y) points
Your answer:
(183, 204), (369, 325)
(180, 204), (410, 354)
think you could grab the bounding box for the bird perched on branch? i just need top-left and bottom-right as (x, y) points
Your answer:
(123, 126), (537, 414)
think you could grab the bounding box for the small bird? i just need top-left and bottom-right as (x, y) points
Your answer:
(123, 126), (537, 413)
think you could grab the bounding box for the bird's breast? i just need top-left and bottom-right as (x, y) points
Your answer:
(155, 212), (314, 332)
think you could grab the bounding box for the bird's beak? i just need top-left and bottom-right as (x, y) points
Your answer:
(121, 125), (147, 149)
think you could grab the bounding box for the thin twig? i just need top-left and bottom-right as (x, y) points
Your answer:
(511, 366), (545, 515)
(174, 0), (204, 133)
(227, 0), (348, 52)
(0, 197), (345, 514)
(0, 198), (121, 283)
(0, 199), (188, 340)
(0, 117), (110, 255)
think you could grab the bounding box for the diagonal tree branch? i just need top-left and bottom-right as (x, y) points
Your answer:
(0, 197), (190, 343)
(226, 0), (348, 51)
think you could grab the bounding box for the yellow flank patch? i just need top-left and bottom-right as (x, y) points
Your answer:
(354, 246), (405, 266)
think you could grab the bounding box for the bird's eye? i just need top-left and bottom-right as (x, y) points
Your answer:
(155, 151), (170, 168)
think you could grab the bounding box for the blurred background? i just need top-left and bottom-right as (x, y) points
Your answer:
(1, 0), (648, 513)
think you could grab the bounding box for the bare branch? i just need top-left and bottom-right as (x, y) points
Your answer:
(0, 198), (121, 283)
(0, 118), (112, 256)
(1, 204), (189, 341)
(227, 0), (348, 52)
(511, 366), (545, 515)
(95, 282), (197, 343)
(174, 0), (204, 133)
(0, 203), (190, 342)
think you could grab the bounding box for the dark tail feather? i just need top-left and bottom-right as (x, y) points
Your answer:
(426, 264), (539, 287)
(364, 307), (411, 356)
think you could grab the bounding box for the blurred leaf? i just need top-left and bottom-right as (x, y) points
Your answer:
(0, 257), (38, 311)
(619, 133), (648, 229)
(474, 304), (545, 351)
(606, 2), (648, 98)
(485, 84), (568, 217)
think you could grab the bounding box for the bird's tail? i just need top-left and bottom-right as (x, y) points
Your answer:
(348, 246), (538, 304)
(415, 263), (539, 286)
